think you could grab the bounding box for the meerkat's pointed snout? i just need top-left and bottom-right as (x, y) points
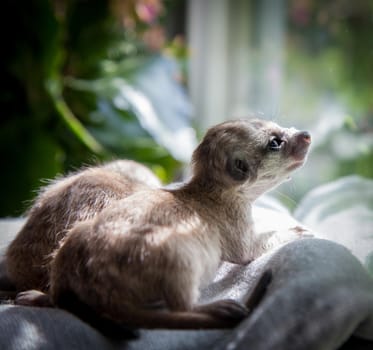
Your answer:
(297, 131), (311, 144)
(289, 130), (311, 163)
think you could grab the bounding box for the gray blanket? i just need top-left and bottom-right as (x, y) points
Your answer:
(1, 206), (373, 350)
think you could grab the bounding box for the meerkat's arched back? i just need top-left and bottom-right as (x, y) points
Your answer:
(5, 160), (161, 292)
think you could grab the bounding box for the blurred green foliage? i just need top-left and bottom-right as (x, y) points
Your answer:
(0, 0), (188, 216)
(1, 0), (372, 217)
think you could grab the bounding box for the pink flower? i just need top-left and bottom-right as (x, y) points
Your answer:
(136, 0), (163, 24)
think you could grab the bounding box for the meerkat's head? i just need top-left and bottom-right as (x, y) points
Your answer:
(191, 118), (311, 198)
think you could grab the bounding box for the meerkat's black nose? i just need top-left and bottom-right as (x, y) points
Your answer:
(297, 131), (311, 144)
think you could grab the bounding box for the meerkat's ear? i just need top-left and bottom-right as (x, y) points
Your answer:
(226, 154), (250, 182)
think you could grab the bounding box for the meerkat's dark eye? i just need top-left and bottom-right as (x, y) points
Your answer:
(268, 137), (283, 151)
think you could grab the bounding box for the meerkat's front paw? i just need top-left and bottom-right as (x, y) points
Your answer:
(290, 226), (314, 238)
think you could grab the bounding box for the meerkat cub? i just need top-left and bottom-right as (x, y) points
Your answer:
(6, 160), (161, 293)
(44, 118), (311, 329)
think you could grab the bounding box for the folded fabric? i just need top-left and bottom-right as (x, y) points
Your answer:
(211, 238), (373, 350)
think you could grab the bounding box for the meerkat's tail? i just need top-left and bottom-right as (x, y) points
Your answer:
(113, 269), (272, 330)
(56, 269), (272, 337)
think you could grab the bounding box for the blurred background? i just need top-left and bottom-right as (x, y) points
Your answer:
(1, 0), (372, 217)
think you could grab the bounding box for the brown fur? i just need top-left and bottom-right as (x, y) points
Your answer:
(6, 160), (161, 292)
(42, 118), (311, 329)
